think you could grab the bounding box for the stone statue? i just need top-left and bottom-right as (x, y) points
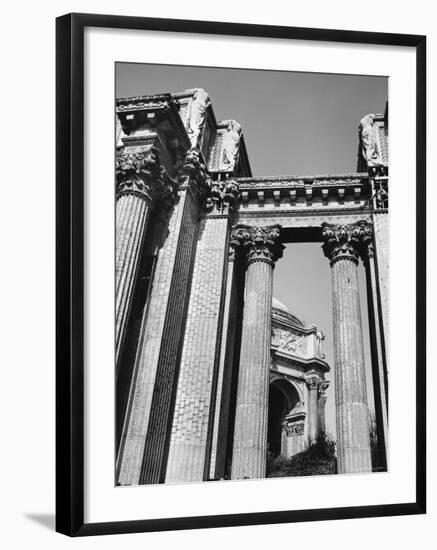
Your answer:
(221, 120), (242, 169)
(314, 327), (325, 359)
(359, 114), (382, 167)
(185, 88), (211, 149)
(115, 115), (127, 149)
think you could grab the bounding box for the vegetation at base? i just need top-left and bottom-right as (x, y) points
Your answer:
(369, 413), (386, 472)
(266, 431), (337, 477)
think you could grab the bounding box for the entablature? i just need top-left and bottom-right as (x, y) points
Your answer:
(235, 173), (371, 212)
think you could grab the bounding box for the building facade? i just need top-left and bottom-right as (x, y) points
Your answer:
(115, 88), (388, 485)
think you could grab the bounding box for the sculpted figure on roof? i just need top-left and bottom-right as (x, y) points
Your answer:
(185, 88), (211, 148)
(359, 113), (382, 167)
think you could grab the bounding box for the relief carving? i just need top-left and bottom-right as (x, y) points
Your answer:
(272, 328), (303, 353)
(283, 422), (305, 437)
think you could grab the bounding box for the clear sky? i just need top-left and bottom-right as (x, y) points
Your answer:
(116, 63), (387, 436)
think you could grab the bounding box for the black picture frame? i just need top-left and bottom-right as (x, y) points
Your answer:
(56, 12), (426, 537)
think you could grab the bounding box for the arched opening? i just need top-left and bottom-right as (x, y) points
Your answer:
(267, 379), (300, 458)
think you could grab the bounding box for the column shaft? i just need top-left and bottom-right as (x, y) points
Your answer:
(307, 384), (319, 443)
(165, 214), (230, 483)
(365, 250), (388, 468)
(208, 254), (238, 480)
(115, 193), (151, 367)
(318, 394), (327, 434)
(117, 186), (199, 485)
(231, 259), (273, 479)
(373, 212), (389, 348)
(332, 257), (372, 473)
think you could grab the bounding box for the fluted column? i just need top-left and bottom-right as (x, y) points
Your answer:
(208, 244), (238, 480)
(306, 374), (320, 443)
(165, 180), (240, 483)
(115, 148), (175, 368)
(231, 226), (284, 480)
(363, 238), (388, 469)
(116, 148), (209, 486)
(322, 222), (372, 474)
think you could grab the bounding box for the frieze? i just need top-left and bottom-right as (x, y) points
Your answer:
(116, 95), (173, 113)
(283, 422), (305, 437)
(236, 174), (368, 190)
(272, 328), (303, 353)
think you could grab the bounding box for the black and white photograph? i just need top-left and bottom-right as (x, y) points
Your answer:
(0, 1), (431, 546)
(114, 63), (389, 486)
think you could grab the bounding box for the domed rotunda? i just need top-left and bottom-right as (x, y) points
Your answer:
(268, 298), (330, 459)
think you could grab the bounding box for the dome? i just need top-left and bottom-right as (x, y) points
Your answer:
(272, 297), (290, 312)
(272, 297), (305, 327)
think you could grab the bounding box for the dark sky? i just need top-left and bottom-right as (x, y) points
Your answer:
(116, 62), (388, 434)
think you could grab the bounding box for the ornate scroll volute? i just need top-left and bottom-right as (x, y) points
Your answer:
(231, 225), (284, 267)
(180, 147), (211, 206)
(205, 179), (240, 215)
(322, 221), (373, 266)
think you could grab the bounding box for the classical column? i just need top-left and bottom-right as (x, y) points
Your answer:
(372, 211), (389, 362)
(117, 148), (209, 486)
(231, 225), (284, 480)
(305, 374), (320, 443)
(322, 222), (372, 474)
(115, 148), (174, 369)
(318, 381), (330, 434)
(363, 237), (388, 469)
(165, 180), (240, 483)
(208, 243), (239, 480)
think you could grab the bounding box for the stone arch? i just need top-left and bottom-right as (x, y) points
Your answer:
(267, 377), (301, 457)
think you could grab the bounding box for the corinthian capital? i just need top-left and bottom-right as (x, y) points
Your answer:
(231, 225), (284, 266)
(305, 374), (321, 390)
(116, 148), (160, 184)
(322, 221), (373, 265)
(206, 179), (240, 214)
(116, 148), (178, 207)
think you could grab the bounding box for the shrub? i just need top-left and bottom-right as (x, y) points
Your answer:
(266, 432), (337, 477)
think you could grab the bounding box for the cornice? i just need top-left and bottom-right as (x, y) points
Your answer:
(272, 348), (330, 372)
(236, 173), (369, 188)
